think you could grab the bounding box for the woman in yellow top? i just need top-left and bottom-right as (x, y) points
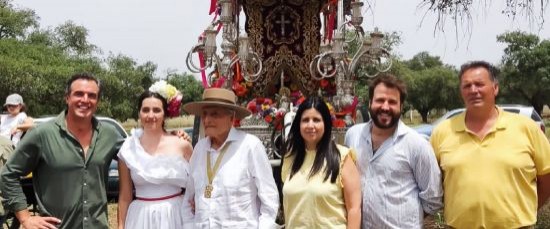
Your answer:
(281, 96), (361, 229)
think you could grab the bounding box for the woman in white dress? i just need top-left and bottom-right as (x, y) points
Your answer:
(117, 87), (193, 229)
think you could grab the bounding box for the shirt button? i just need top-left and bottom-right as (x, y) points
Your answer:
(84, 200), (87, 204)
(84, 217), (88, 221)
(83, 183), (87, 186)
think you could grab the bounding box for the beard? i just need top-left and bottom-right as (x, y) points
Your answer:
(369, 107), (400, 129)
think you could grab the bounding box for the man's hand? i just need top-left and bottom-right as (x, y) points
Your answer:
(172, 130), (192, 143)
(20, 215), (61, 229)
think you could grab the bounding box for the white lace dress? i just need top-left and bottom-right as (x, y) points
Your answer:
(117, 129), (190, 229)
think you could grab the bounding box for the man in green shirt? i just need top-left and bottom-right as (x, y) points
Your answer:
(0, 73), (124, 229)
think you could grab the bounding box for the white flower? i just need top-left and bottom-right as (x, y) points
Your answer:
(149, 80), (172, 100)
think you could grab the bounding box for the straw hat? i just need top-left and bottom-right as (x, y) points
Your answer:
(183, 88), (251, 119)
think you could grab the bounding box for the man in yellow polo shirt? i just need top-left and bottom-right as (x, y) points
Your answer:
(431, 60), (550, 228)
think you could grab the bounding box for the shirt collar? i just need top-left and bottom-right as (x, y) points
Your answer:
(207, 127), (238, 149)
(362, 120), (408, 142)
(453, 106), (505, 132)
(494, 107), (507, 131)
(54, 110), (100, 132)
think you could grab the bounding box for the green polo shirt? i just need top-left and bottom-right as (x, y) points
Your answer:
(0, 112), (124, 229)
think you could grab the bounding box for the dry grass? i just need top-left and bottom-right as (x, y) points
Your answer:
(108, 203), (117, 228)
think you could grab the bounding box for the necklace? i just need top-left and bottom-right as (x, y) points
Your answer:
(204, 143), (230, 198)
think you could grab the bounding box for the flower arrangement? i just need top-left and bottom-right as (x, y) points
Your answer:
(246, 98), (286, 130)
(149, 80), (183, 118)
(319, 78), (337, 96)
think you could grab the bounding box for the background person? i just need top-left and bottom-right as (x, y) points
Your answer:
(430, 61), (550, 228)
(281, 96), (361, 229)
(117, 83), (192, 229)
(0, 93), (33, 146)
(0, 136), (13, 225)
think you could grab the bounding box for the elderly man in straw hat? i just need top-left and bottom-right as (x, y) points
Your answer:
(182, 88), (280, 228)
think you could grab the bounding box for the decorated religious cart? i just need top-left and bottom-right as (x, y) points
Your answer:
(186, 0), (392, 163)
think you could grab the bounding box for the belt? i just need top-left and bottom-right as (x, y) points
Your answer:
(136, 191), (183, 201)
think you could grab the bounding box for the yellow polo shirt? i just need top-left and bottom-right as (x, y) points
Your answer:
(431, 108), (550, 228)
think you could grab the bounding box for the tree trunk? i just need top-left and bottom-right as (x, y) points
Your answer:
(530, 92), (545, 116)
(419, 109), (429, 123)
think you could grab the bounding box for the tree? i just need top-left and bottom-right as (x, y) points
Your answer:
(0, 38), (103, 116)
(406, 51), (443, 71)
(166, 72), (204, 114)
(497, 31), (550, 115)
(26, 29), (55, 46)
(0, 0), (38, 39)
(54, 21), (96, 55)
(404, 52), (459, 122)
(420, 0), (548, 31)
(100, 54), (156, 120)
(0, 3), (166, 122)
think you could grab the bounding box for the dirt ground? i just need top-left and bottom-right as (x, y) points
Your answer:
(108, 203), (117, 229)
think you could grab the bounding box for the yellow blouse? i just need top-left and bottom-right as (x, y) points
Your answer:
(281, 144), (356, 229)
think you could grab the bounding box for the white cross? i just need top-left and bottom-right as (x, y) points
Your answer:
(275, 14), (291, 36)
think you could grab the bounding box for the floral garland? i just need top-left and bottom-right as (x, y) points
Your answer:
(149, 80), (183, 118)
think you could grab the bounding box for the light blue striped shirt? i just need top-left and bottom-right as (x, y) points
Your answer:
(345, 121), (443, 229)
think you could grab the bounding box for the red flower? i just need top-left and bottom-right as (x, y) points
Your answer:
(264, 115), (273, 123)
(233, 119), (241, 127)
(166, 95), (182, 118)
(233, 82), (248, 97)
(295, 96), (305, 106)
(332, 119), (345, 128)
(320, 79), (330, 88)
(246, 100), (258, 114)
(263, 98), (273, 105)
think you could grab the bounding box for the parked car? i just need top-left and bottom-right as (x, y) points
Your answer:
(32, 116), (128, 200)
(414, 104), (546, 138)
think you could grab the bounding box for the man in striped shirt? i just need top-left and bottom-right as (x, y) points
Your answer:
(345, 74), (443, 228)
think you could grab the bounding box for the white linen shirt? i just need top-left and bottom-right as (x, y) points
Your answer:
(345, 121), (443, 229)
(182, 127), (280, 229)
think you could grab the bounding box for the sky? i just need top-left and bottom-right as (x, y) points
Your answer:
(11, 0), (550, 77)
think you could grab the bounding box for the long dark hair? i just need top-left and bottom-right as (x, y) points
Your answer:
(282, 96), (341, 183)
(138, 90), (168, 129)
